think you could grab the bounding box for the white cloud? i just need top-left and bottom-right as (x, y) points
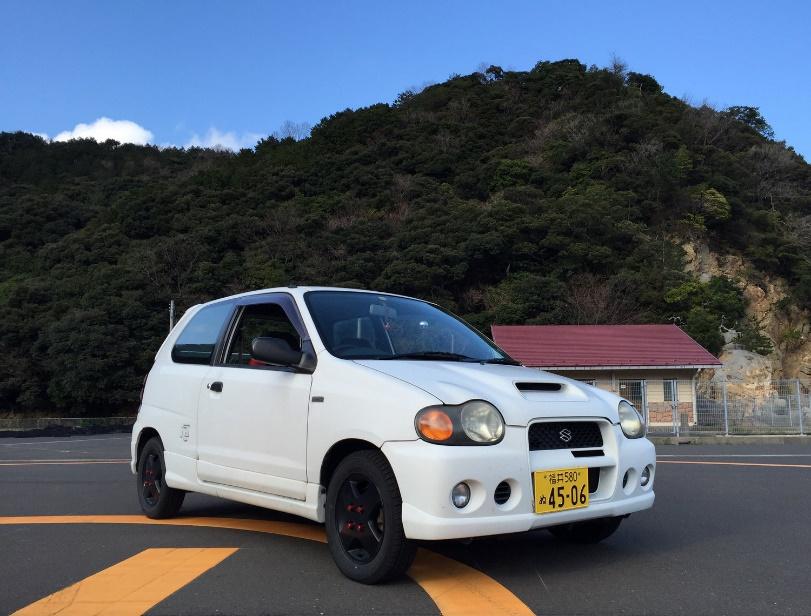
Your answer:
(184, 128), (262, 151)
(31, 132), (49, 140)
(54, 117), (154, 145)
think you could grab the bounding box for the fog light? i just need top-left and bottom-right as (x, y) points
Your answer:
(622, 470), (630, 488)
(451, 482), (471, 508)
(640, 465), (652, 487)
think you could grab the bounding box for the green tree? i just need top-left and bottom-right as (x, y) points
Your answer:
(1, 57), (809, 414)
(724, 105), (774, 139)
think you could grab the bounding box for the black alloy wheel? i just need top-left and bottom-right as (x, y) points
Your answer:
(137, 436), (185, 519)
(325, 450), (416, 584)
(335, 473), (385, 563)
(141, 450), (163, 506)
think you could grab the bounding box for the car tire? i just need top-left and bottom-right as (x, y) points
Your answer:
(548, 516), (623, 544)
(325, 450), (416, 584)
(137, 436), (185, 519)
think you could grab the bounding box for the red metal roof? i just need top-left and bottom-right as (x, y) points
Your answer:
(491, 324), (721, 369)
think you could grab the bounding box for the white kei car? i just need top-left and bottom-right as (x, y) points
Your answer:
(131, 287), (655, 583)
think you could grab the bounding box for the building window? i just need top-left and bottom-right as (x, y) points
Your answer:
(664, 380), (677, 402)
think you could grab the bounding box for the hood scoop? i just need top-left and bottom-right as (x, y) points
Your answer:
(515, 382), (562, 392)
(513, 380), (589, 402)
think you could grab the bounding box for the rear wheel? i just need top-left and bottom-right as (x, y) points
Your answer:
(325, 450), (416, 584)
(137, 437), (184, 519)
(548, 516), (623, 544)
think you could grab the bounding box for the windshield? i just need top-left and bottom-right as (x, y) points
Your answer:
(304, 291), (517, 363)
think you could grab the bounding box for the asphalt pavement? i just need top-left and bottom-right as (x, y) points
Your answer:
(1, 434), (810, 615)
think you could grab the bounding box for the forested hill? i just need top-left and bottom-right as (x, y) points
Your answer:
(1, 59), (810, 414)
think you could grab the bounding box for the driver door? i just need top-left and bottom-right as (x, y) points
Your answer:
(197, 295), (312, 500)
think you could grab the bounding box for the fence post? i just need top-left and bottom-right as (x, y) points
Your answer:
(722, 380), (729, 436)
(798, 379), (805, 436)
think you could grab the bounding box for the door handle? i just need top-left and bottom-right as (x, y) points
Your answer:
(207, 381), (223, 393)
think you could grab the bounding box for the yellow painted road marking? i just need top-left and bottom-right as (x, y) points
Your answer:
(0, 515), (535, 616)
(0, 459), (129, 466)
(13, 547), (237, 616)
(410, 548), (535, 616)
(658, 460), (811, 469)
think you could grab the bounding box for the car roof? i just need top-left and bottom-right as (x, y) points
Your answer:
(201, 286), (418, 307)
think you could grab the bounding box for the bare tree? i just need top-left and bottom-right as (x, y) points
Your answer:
(134, 237), (203, 301)
(609, 53), (628, 80)
(783, 213), (811, 264)
(748, 142), (798, 209)
(687, 104), (732, 147)
(435, 129), (453, 153)
(263, 202), (299, 237)
(448, 96), (471, 123)
(566, 274), (643, 325)
(274, 120), (311, 141)
(389, 174), (416, 223)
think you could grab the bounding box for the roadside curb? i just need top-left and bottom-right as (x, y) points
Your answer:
(650, 435), (811, 445)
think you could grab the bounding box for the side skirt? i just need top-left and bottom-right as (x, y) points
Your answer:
(162, 452), (325, 523)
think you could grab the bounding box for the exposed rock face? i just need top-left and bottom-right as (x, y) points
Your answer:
(683, 241), (810, 388)
(712, 348), (775, 397)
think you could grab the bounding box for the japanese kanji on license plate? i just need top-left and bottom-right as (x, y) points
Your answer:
(533, 467), (589, 514)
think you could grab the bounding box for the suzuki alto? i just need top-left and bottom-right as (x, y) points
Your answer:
(131, 287), (655, 583)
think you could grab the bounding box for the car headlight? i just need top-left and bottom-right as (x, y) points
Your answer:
(415, 400), (505, 445)
(618, 400), (645, 438)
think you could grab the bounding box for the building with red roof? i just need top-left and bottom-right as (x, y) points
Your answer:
(491, 324), (722, 428)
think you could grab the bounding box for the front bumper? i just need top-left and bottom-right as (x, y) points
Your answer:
(382, 421), (655, 541)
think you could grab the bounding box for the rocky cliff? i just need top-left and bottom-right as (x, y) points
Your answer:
(684, 242), (810, 389)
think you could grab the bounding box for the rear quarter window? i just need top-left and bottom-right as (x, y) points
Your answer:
(171, 302), (233, 365)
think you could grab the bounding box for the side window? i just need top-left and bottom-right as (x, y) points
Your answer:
(225, 303), (301, 366)
(172, 302), (233, 365)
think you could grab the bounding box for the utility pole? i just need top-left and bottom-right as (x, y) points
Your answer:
(169, 300), (175, 332)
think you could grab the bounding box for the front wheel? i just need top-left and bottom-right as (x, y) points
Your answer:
(548, 516), (623, 544)
(325, 450), (416, 584)
(137, 437), (185, 519)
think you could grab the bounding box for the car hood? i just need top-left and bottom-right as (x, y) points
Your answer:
(353, 360), (621, 426)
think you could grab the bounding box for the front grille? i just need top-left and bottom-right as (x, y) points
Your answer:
(528, 421), (603, 451)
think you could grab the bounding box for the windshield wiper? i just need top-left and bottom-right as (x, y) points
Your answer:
(377, 351), (478, 362)
(480, 357), (522, 365)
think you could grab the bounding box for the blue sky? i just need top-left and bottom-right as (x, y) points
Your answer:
(1, 0), (809, 157)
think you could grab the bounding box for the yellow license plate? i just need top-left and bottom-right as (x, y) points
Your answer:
(533, 467), (589, 514)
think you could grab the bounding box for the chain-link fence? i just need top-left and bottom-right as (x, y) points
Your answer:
(633, 378), (810, 436)
(691, 379), (809, 436)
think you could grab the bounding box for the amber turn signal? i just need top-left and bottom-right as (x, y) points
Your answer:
(417, 409), (454, 441)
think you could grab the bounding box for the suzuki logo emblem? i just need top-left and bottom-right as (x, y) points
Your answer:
(559, 428), (572, 443)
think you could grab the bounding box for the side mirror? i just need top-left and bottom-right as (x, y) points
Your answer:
(251, 337), (317, 373)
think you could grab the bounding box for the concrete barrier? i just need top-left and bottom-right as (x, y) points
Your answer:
(0, 416), (135, 437)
